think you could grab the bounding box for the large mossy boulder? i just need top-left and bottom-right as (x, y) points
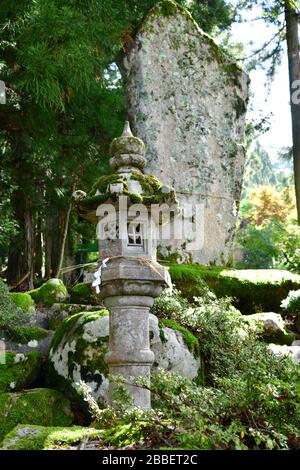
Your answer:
(0, 352), (41, 393)
(244, 312), (295, 346)
(29, 279), (69, 306)
(167, 264), (300, 315)
(47, 310), (110, 407)
(0, 388), (73, 442)
(0, 425), (101, 450)
(47, 310), (202, 408)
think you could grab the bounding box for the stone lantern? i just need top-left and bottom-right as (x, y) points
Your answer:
(74, 122), (178, 409)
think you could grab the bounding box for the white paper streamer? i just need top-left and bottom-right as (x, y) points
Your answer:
(165, 269), (173, 294)
(92, 257), (109, 294)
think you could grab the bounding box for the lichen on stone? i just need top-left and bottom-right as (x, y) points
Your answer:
(47, 310), (110, 410)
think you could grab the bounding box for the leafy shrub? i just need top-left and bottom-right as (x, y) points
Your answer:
(152, 288), (261, 380)
(281, 289), (300, 315)
(0, 280), (30, 337)
(79, 361), (300, 450)
(281, 289), (300, 332)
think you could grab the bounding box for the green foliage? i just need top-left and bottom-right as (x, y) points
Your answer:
(77, 288), (300, 449)
(241, 142), (278, 198)
(0, 352), (41, 393)
(236, 220), (300, 274)
(80, 357), (300, 450)
(274, 223), (300, 274)
(281, 289), (300, 315)
(152, 288), (252, 379)
(166, 263), (300, 314)
(281, 289), (300, 331)
(235, 222), (280, 269)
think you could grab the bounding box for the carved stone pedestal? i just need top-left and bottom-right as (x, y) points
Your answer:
(100, 257), (169, 409)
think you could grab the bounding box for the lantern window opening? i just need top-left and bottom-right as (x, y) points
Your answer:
(127, 222), (143, 247)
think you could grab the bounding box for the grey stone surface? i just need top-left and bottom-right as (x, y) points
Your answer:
(121, 1), (249, 264)
(4, 331), (54, 356)
(268, 344), (300, 365)
(244, 312), (295, 345)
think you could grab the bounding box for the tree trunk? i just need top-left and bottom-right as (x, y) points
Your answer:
(34, 215), (43, 279)
(24, 196), (34, 289)
(55, 180), (76, 278)
(285, 1), (300, 223)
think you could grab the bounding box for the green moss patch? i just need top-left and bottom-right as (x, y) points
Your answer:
(78, 169), (177, 218)
(159, 319), (200, 358)
(0, 388), (73, 442)
(29, 279), (69, 306)
(10, 293), (35, 313)
(167, 264), (300, 315)
(0, 424), (102, 450)
(0, 352), (41, 393)
(70, 283), (99, 305)
(90, 174), (127, 196)
(5, 325), (49, 344)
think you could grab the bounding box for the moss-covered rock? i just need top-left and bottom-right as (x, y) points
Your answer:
(244, 312), (295, 346)
(10, 293), (35, 313)
(4, 325), (49, 344)
(48, 303), (105, 330)
(0, 424), (102, 450)
(70, 283), (99, 305)
(0, 388), (73, 442)
(0, 352), (41, 393)
(47, 311), (202, 410)
(29, 279), (69, 306)
(158, 319), (200, 358)
(167, 264), (300, 315)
